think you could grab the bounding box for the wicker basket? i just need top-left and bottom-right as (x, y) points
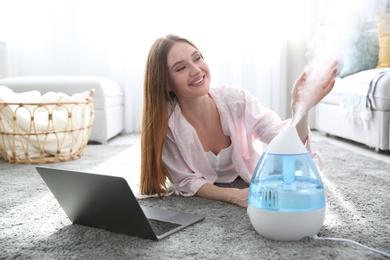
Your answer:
(0, 90), (94, 164)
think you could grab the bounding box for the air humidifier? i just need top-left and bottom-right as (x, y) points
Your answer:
(247, 125), (326, 241)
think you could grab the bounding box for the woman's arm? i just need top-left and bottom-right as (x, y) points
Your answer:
(294, 114), (309, 144)
(196, 183), (248, 208)
(291, 61), (338, 143)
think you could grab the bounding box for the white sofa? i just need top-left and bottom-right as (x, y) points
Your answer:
(314, 11), (390, 152)
(315, 69), (390, 152)
(0, 76), (124, 144)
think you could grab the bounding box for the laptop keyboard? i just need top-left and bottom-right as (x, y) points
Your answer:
(148, 218), (182, 236)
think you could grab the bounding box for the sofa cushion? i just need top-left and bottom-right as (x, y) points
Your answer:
(321, 69), (390, 111)
(338, 31), (379, 78)
(376, 12), (390, 68)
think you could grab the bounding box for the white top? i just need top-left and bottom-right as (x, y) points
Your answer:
(205, 144), (238, 183)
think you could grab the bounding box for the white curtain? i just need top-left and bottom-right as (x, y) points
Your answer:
(0, 0), (312, 133)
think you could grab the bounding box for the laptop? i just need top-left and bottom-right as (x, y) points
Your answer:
(36, 166), (205, 240)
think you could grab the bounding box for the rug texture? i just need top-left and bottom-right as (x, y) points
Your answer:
(0, 139), (389, 260)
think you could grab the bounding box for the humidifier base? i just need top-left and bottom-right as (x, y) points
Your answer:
(247, 206), (325, 241)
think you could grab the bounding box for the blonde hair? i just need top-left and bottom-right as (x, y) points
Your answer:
(140, 34), (199, 195)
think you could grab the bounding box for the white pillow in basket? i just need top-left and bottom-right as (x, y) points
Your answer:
(0, 86), (92, 161)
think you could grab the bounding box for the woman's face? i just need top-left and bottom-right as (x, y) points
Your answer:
(167, 41), (210, 100)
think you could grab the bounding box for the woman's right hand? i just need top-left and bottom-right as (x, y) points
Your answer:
(291, 60), (338, 125)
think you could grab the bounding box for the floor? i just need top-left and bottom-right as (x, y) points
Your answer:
(311, 130), (390, 164)
(107, 133), (140, 146)
(107, 130), (390, 164)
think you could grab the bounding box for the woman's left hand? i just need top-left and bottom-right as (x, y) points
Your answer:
(291, 60), (338, 122)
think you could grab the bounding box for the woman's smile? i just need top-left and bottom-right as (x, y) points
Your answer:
(190, 75), (205, 87)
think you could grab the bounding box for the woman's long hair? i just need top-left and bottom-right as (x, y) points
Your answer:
(140, 34), (199, 195)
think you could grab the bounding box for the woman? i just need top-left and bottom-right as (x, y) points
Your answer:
(140, 34), (337, 208)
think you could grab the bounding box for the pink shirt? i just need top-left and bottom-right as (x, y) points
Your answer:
(162, 85), (312, 196)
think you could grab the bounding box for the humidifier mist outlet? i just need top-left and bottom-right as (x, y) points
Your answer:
(247, 125), (326, 241)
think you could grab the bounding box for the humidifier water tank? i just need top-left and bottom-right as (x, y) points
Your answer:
(247, 125), (326, 241)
